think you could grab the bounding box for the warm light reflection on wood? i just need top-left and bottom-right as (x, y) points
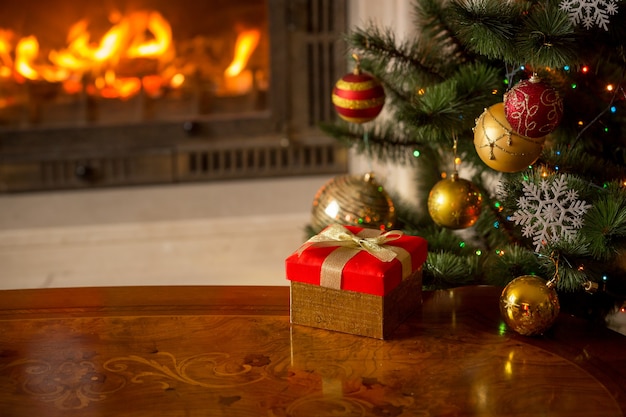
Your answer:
(0, 286), (623, 416)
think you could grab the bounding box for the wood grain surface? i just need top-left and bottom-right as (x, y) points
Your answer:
(0, 285), (624, 416)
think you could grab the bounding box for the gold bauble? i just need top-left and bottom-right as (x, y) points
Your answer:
(311, 172), (396, 232)
(427, 173), (482, 229)
(474, 102), (546, 173)
(499, 275), (560, 336)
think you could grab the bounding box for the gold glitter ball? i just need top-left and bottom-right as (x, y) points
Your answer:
(427, 173), (482, 229)
(499, 275), (560, 336)
(311, 173), (396, 233)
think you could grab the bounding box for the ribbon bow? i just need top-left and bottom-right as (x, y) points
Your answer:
(298, 224), (403, 262)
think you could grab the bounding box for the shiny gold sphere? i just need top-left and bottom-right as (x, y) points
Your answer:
(311, 173), (396, 232)
(499, 275), (560, 336)
(474, 102), (546, 173)
(427, 173), (482, 229)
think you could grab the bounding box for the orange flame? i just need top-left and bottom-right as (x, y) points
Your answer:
(15, 36), (40, 80)
(224, 29), (260, 78)
(1, 11), (260, 100)
(13, 10), (175, 97)
(126, 11), (172, 58)
(0, 29), (14, 78)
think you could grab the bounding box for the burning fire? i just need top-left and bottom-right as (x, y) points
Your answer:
(222, 29), (262, 95)
(0, 10), (261, 101)
(225, 29), (260, 78)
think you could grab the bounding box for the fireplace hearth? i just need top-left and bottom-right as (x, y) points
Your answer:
(0, 0), (347, 192)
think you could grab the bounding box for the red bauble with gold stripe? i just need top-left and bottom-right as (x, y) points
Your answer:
(332, 70), (385, 124)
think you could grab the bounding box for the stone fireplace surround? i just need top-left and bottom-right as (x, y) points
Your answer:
(0, 1), (412, 290)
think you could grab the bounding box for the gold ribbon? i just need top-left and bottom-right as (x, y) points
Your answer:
(298, 224), (402, 261)
(297, 224), (412, 290)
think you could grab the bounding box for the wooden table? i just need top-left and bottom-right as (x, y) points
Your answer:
(0, 285), (624, 416)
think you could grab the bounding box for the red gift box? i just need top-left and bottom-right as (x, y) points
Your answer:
(285, 224), (428, 296)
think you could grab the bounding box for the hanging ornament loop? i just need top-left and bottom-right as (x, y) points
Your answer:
(351, 53), (361, 75)
(546, 252), (560, 289)
(452, 132), (460, 175)
(536, 251), (562, 289)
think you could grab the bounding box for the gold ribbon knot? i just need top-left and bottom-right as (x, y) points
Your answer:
(298, 224), (403, 262)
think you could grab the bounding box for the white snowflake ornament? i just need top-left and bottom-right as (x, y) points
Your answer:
(559, 0), (619, 31)
(509, 175), (592, 252)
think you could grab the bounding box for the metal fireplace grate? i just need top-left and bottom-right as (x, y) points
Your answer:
(0, 137), (346, 191)
(179, 139), (345, 181)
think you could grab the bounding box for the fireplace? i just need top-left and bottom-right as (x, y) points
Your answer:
(0, 0), (348, 192)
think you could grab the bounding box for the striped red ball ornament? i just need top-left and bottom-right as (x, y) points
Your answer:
(332, 62), (385, 124)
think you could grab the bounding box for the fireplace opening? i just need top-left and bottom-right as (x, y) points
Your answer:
(0, 0), (270, 127)
(0, 0), (348, 192)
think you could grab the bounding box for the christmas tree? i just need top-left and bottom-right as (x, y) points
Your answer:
(319, 0), (626, 316)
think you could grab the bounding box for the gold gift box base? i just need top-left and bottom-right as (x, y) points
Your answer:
(289, 268), (422, 339)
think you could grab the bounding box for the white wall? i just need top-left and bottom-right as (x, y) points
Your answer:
(346, 1), (432, 218)
(0, 176), (332, 289)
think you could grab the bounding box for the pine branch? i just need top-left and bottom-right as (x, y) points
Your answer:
(424, 251), (480, 289)
(451, 0), (578, 68)
(482, 244), (540, 286)
(451, 0), (521, 62)
(318, 121), (427, 164)
(400, 61), (502, 143)
(583, 186), (626, 261)
(346, 26), (447, 88)
(413, 0), (472, 64)
(515, 2), (578, 69)
(540, 146), (626, 186)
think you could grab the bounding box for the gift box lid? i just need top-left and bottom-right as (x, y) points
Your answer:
(285, 225), (428, 296)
